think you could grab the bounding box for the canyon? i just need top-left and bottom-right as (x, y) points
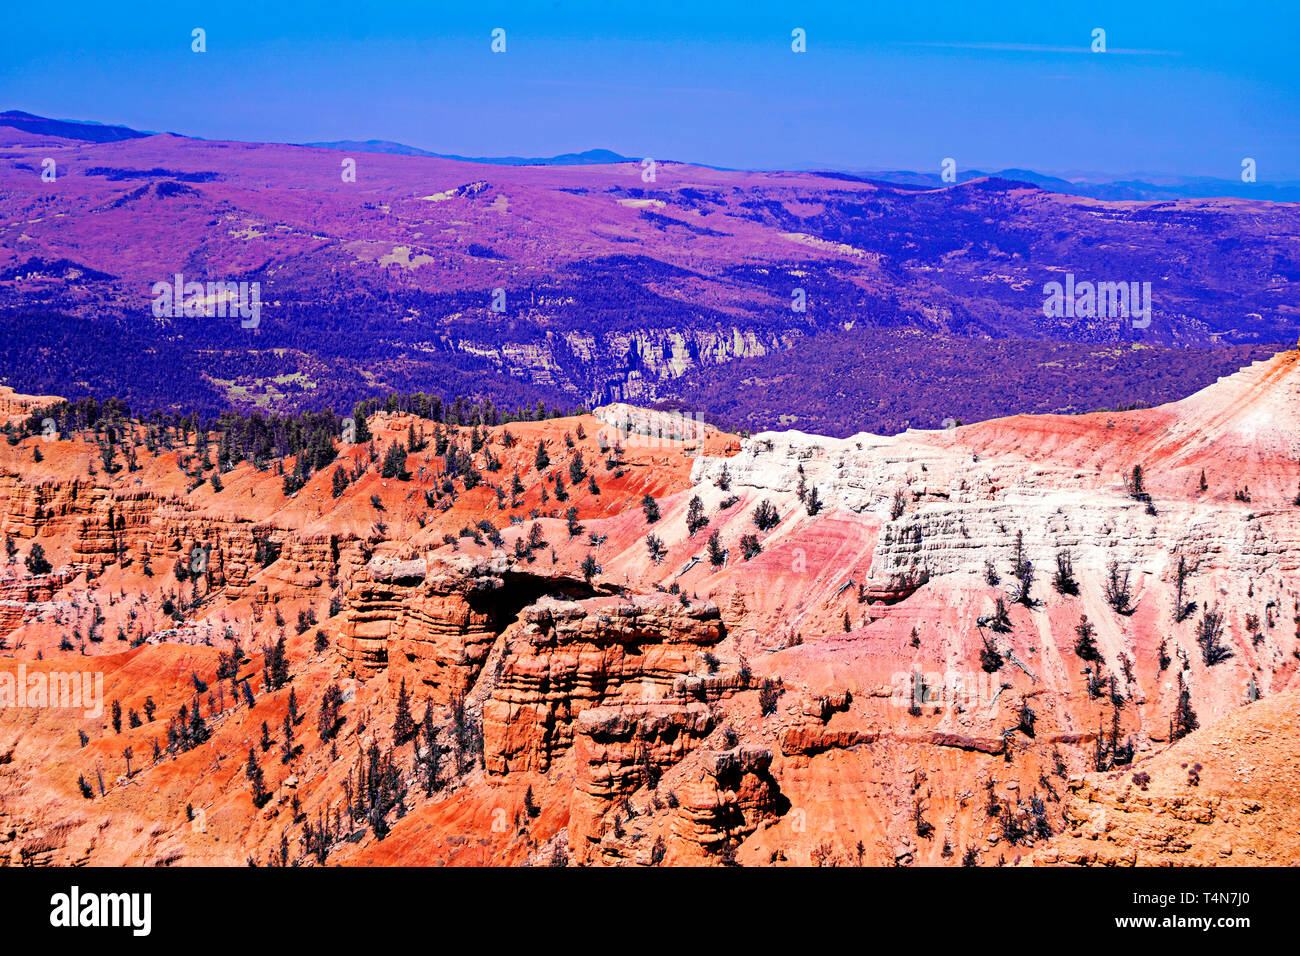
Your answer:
(0, 347), (1297, 865)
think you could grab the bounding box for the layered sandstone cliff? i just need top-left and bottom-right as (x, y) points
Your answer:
(0, 354), (1297, 867)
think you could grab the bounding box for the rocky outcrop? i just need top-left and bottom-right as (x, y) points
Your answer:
(484, 595), (724, 774)
(0, 386), (61, 424)
(1028, 689), (1300, 866)
(459, 325), (801, 408)
(569, 702), (714, 864)
(336, 556), (509, 702)
(670, 746), (786, 858)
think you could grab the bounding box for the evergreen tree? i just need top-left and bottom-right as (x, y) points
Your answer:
(393, 678), (416, 744)
(280, 714), (296, 764)
(318, 682), (344, 740)
(262, 635), (290, 691)
(706, 530), (726, 566)
(245, 748), (269, 807)
(752, 499), (780, 531)
(1074, 614), (1100, 662)
(407, 422), (426, 452)
(1172, 673), (1199, 740)
(569, 450), (587, 484)
(381, 441), (409, 480)
(686, 495), (707, 535)
(350, 403), (371, 443)
(186, 695), (209, 745)
(420, 700), (441, 796)
(25, 543), (52, 575)
(527, 522), (547, 551)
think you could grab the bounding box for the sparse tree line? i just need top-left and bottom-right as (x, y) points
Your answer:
(969, 512), (1276, 766)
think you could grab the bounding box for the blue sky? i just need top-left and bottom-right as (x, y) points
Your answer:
(3, 0), (1297, 177)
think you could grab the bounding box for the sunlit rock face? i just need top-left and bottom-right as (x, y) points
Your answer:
(0, 354), (1298, 866)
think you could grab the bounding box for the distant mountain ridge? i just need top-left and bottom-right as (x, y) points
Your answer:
(303, 140), (635, 167)
(831, 166), (1300, 203)
(0, 110), (152, 144)
(5, 109), (1297, 198)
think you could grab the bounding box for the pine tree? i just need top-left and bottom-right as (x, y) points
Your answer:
(264, 635), (290, 691)
(534, 441), (550, 471)
(25, 542), (52, 575)
(804, 486), (823, 516)
(641, 494), (660, 523)
(350, 403), (371, 443)
(707, 530), (726, 566)
(393, 678), (416, 744)
(527, 522), (547, 550)
(1074, 614), (1100, 662)
(752, 499), (780, 531)
(280, 714), (296, 764)
(1129, 463), (1146, 497)
(1052, 550), (1078, 595)
(420, 700), (441, 796)
(245, 748), (268, 807)
(715, 462), (731, 491)
(318, 682), (343, 740)
(686, 495), (707, 535)
(569, 450), (587, 483)
(381, 441), (409, 480)
(1172, 673), (1199, 740)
